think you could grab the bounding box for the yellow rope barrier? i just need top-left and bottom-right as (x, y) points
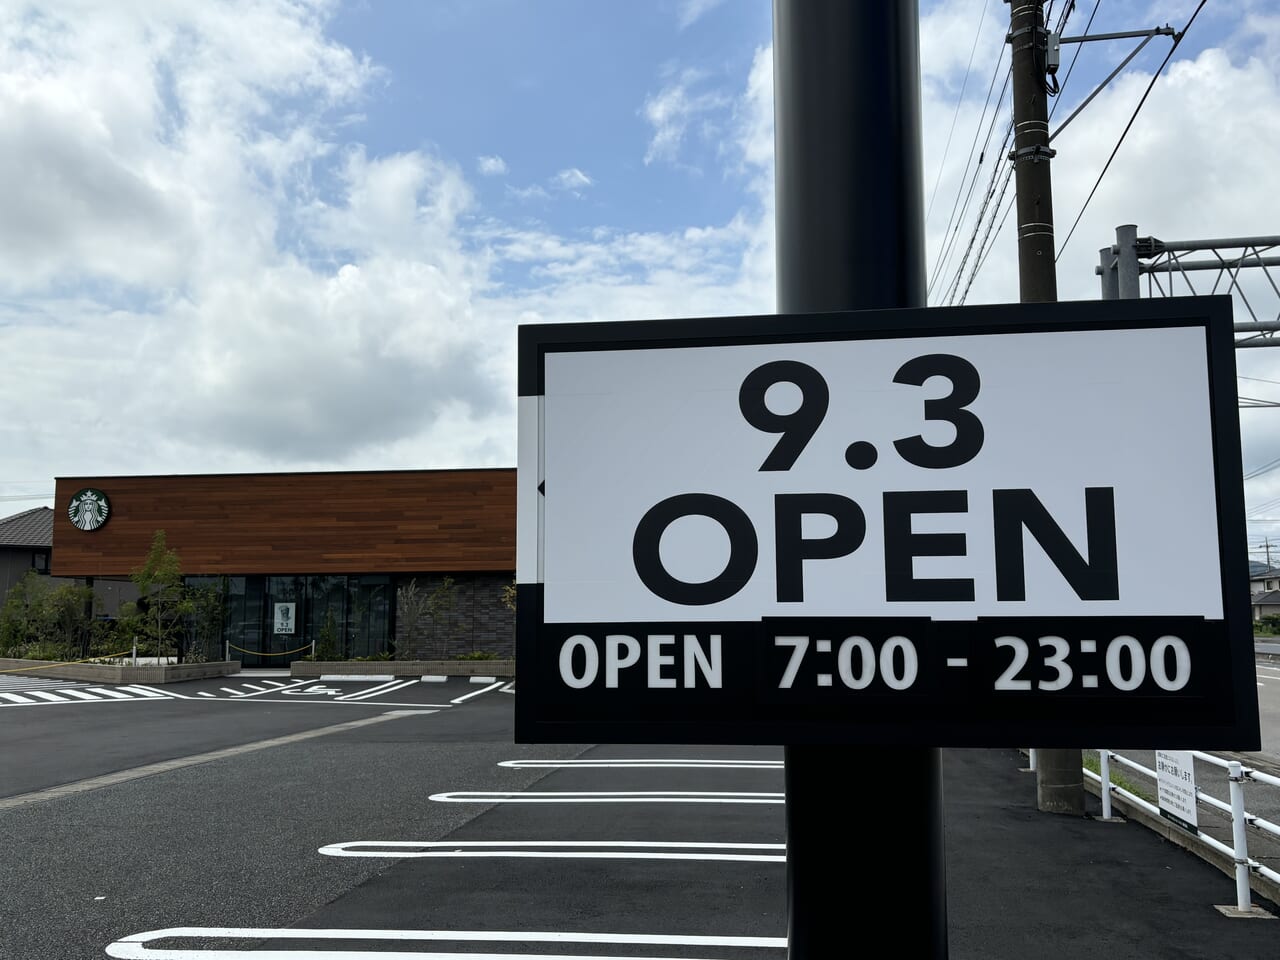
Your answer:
(226, 642), (315, 657)
(0, 650), (133, 674)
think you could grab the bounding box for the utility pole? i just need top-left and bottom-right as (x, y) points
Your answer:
(1008, 0), (1083, 815)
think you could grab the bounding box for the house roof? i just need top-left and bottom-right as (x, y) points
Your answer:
(1252, 590), (1280, 606)
(1250, 567), (1280, 581)
(0, 507), (53, 548)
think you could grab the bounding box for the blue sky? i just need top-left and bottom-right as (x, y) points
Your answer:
(3, 0), (1280, 558)
(327, 1), (771, 235)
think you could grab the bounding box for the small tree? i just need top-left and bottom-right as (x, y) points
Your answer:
(313, 609), (341, 661)
(123, 530), (192, 661)
(0, 571), (94, 660)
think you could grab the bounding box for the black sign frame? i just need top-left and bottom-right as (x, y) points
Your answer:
(516, 296), (1260, 748)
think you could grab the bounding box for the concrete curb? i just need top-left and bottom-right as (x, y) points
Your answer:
(0, 658), (240, 683)
(290, 659), (515, 678)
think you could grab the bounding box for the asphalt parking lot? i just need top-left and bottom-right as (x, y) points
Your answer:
(3, 671), (1279, 959)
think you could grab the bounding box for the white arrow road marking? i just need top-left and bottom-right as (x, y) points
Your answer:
(498, 759), (782, 770)
(318, 840), (785, 862)
(429, 791), (784, 805)
(106, 927), (786, 959)
(280, 685), (344, 697)
(227, 680), (316, 698)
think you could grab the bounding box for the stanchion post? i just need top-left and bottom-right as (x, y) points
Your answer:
(1099, 750), (1113, 821)
(773, 2), (946, 957)
(1228, 761), (1253, 912)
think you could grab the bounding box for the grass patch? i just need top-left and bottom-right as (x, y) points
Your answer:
(1084, 750), (1156, 804)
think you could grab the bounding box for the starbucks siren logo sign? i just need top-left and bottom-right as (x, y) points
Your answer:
(68, 489), (111, 531)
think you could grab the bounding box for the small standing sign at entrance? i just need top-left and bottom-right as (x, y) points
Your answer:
(516, 296), (1259, 748)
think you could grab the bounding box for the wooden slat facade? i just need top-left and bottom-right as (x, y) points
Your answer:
(52, 469), (515, 577)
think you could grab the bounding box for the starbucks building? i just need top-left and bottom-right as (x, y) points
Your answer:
(52, 469), (515, 666)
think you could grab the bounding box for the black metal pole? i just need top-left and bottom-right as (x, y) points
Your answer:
(773, 2), (947, 957)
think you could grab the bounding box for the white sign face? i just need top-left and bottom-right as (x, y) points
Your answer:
(1156, 749), (1199, 832)
(274, 602), (296, 635)
(535, 326), (1220, 623)
(516, 300), (1258, 747)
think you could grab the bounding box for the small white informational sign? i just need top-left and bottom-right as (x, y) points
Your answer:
(274, 602), (297, 635)
(1156, 749), (1198, 833)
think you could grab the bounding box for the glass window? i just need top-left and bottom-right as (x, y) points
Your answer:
(347, 575), (391, 659)
(224, 576), (266, 665)
(306, 575), (347, 659)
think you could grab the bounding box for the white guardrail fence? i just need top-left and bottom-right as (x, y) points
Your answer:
(1027, 748), (1280, 912)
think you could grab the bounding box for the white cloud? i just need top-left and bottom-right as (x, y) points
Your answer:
(642, 69), (730, 166)
(6, 0), (1280, 551)
(552, 167), (593, 191)
(506, 183), (550, 202)
(477, 154), (507, 176)
(677, 0), (726, 30)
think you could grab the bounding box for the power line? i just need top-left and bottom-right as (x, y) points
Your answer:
(1056, 0), (1207, 260)
(1049, 0), (1101, 122)
(930, 72), (1012, 301)
(925, 0), (991, 227)
(927, 36), (1011, 299)
(941, 0), (1087, 304)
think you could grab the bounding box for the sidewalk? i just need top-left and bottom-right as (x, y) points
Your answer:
(944, 748), (1277, 959)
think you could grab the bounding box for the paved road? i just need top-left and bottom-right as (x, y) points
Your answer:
(3, 671), (1279, 959)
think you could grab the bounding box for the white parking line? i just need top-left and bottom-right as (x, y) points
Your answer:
(87, 687), (134, 699)
(451, 681), (504, 704)
(118, 686), (168, 699)
(429, 790), (784, 804)
(126, 685), (189, 699)
(60, 690), (103, 701)
(0, 692), (36, 703)
(336, 678), (419, 701)
(321, 674), (392, 682)
(1, 711), (424, 811)
(499, 759), (783, 770)
(318, 840), (786, 862)
(28, 691), (71, 702)
(106, 927), (786, 958)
